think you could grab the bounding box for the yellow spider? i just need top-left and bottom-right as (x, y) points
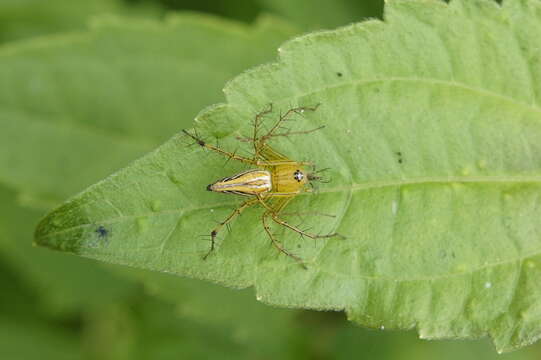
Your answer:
(183, 104), (342, 267)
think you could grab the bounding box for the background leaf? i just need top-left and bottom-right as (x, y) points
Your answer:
(0, 259), (84, 360)
(0, 0), (161, 44)
(257, 0), (384, 30)
(36, 0), (541, 353)
(124, 0), (385, 29)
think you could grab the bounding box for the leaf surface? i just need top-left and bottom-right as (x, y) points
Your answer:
(35, 0), (541, 352)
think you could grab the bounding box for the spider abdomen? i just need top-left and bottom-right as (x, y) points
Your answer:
(207, 170), (272, 195)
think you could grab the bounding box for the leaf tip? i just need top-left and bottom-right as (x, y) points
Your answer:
(33, 201), (90, 254)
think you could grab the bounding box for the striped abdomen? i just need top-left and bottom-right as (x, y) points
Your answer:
(207, 170), (272, 196)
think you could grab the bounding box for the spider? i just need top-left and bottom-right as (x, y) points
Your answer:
(182, 104), (342, 268)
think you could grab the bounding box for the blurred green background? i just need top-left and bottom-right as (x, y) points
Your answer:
(1, 0), (539, 359)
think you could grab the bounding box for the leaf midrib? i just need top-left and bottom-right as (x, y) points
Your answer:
(319, 175), (541, 194)
(38, 174), (541, 238)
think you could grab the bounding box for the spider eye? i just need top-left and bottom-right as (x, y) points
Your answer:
(293, 170), (304, 182)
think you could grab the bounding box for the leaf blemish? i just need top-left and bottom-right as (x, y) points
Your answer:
(336, 72), (343, 77)
(391, 200), (398, 215)
(455, 264), (468, 273)
(96, 225), (109, 238)
(484, 282), (492, 289)
(137, 217), (149, 233)
(151, 200), (162, 211)
(87, 225), (111, 248)
(395, 151), (403, 164)
(167, 171), (183, 186)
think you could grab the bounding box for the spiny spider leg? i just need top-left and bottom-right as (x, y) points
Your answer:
(182, 129), (310, 167)
(262, 212), (307, 269)
(263, 104), (320, 139)
(257, 104), (320, 143)
(204, 198), (259, 260)
(252, 103), (273, 156)
(263, 125), (325, 140)
(255, 195), (342, 267)
(269, 214), (344, 240)
(251, 104), (321, 160)
(280, 211), (336, 218)
(183, 129), (257, 165)
(257, 193), (344, 239)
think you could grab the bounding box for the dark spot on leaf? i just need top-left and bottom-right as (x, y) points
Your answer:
(396, 151), (403, 164)
(336, 72), (343, 77)
(85, 225), (111, 249)
(96, 225), (109, 238)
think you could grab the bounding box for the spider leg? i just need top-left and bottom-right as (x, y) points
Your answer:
(182, 129), (257, 165)
(262, 211), (307, 269)
(204, 198), (258, 259)
(252, 103), (273, 158)
(255, 195), (343, 240)
(262, 104), (320, 140)
(280, 211), (336, 218)
(255, 104), (321, 150)
(262, 125), (326, 141)
(256, 159), (313, 167)
(269, 214), (344, 240)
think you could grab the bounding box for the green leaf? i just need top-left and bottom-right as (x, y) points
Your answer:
(122, 270), (304, 359)
(330, 324), (541, 360)
(257, 0), (384, 30)
(144, 0), (263, 24)
(0, 317), (83, 360)
(35, 0), (541, 352)
(0, 0), (161, 44)
(83, 295), (266, 360)
(0, 259), (83, 360)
